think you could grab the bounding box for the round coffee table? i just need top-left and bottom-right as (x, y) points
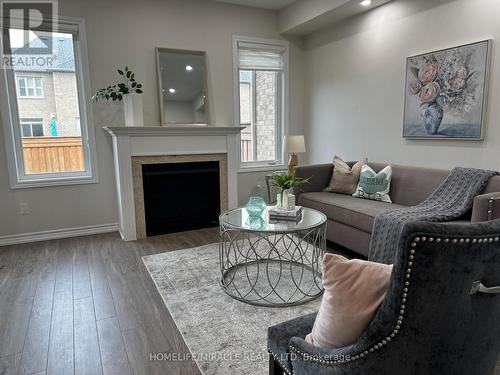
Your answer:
(219, 207), (327, 307)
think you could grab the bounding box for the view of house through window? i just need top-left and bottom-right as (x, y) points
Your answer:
(236, 39), (286, 166)
(239, 70), (281, 163)
(20, 118), (44, 137)
(17, 76), (44, 97)
(10, 29), (85, 174)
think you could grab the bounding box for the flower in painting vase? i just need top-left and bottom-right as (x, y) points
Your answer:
(454, 66), (468, 79)
(418, 62), (440, 84)
(419, 81), (441, 104)
(450, 76), (466, 91)
(409, 79), (423, 95)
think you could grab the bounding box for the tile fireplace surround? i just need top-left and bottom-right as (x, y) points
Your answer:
(104, 126), (244, 241)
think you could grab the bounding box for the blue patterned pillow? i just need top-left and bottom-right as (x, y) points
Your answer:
(352, 165), (392, 203)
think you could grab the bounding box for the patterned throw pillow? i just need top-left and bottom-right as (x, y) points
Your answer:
(324, 156), (367, 195)
(352, 165), (393, 203)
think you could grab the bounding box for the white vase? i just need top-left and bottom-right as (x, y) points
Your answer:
(277, 189), (295, 210)
(123, 93), (143, 127)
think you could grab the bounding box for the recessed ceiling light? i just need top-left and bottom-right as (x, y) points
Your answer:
(360, 0), (372, 6)
(168, 88), (176, 94)
(185, 65), (193, 71)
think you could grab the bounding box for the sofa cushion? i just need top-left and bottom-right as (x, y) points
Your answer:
(299, 192), (406, 233)
(353, 165), (393, 203)
(484, 175), (500, 194)
(324, 155), (366, 195)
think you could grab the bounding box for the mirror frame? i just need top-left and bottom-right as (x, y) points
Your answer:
(155, 47), (210, 126)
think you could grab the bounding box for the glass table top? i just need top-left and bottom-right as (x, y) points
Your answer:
(219, 207), (326, 233)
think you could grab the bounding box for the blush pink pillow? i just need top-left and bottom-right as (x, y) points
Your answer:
(305, 254), (393, 349)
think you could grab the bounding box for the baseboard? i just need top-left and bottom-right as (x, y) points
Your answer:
(0, 222), (119, 247)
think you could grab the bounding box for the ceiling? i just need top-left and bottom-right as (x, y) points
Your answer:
(280, 0), (394, 35)
(215, 0), (296, 10)
(214, 0), (395, 36)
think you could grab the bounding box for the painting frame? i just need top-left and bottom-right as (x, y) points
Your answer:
(402, 40), (492, 141)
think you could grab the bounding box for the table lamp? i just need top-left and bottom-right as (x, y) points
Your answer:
(286, 135), (306, 173)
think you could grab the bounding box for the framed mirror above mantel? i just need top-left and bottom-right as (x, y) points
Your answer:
(155, 47), (210, 126)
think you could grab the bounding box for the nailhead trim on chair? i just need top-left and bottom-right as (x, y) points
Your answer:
(287, 234), (500, 371)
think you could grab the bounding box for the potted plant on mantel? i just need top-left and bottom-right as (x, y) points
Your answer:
(92, 66), (144, 127)
(272, 171), (310, 210)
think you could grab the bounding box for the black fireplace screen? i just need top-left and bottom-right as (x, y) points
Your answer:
(142, 161), (220, 236)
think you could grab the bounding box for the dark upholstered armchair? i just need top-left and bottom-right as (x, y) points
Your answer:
(268, 219), (500, 375)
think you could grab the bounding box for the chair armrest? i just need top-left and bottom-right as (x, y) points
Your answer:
(289, 336), (354, 360)
(471, 192), (500, 222)
(293, 164), (333, 196)
(289, 337), (359, 375)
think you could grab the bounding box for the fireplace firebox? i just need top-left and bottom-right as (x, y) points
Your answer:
(142, 161), (221, 236)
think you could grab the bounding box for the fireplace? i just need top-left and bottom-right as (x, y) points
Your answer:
(131, 153), (228, 239)
(104, 126), (242, 241)
(142, 161), (220, 236)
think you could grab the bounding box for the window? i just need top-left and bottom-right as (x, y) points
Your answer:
(0, 17), (98, 188)
(233, 37), (288, 168)
(75, 117), (81, 136)
(17, 76), (44, 97)
(20, 118), (44, 137)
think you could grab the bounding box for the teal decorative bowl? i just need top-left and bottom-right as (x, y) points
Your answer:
(245, 196), (267, 218)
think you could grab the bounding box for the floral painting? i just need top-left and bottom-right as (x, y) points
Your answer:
(403, 40), (491, 140)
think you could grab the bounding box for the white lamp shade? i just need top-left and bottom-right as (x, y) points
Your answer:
(286, 135), (306, 153)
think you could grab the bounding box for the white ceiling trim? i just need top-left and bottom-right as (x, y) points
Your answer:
(214, 0), (297, 11)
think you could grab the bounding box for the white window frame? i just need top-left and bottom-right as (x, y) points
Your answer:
(0, 16), (98, 188)
(17, 76), (44, 98)
(233, 35), (289, 171)
(20, 118), (44, 137)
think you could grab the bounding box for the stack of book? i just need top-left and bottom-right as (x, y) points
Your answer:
(268, 206), (303, 223)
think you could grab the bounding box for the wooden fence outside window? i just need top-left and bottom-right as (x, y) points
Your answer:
(21, 136), (84, 174)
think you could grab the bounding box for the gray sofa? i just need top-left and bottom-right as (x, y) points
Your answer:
(294, 162), (500, 257)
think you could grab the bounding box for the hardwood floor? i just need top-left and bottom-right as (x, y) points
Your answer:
(0, 228), (218, 375)
(2, 229), (499, 375)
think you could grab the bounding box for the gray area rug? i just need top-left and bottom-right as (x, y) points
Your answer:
(142, 243), (320, 375)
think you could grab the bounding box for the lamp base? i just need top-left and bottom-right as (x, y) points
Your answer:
(288, 153), (298, 173)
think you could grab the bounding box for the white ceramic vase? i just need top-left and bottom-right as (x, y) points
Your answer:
(123, 93), (144, 127)
(277, 189), (295, 210)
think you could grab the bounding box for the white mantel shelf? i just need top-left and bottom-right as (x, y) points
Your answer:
(103, 126), (245, 137)
(104, 125), (243, 241)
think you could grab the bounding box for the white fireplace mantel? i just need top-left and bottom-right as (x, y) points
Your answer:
(104, 126), (244, 241)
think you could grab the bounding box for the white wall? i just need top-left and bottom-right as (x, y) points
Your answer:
(0, 0), (304, 237)
(303, 0), (500, 171)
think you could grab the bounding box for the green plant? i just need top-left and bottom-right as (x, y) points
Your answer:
(92, 66), (143, 102)
(272, 171), (310, 206)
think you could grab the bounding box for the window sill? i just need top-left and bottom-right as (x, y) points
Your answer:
(10, 175), (99, 189)
(238, 164), (287, 174)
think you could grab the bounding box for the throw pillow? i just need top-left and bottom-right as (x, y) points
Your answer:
(352, 165), (393, 203)
(305, 254), (393, 349)
(324, 156), (367, 195)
